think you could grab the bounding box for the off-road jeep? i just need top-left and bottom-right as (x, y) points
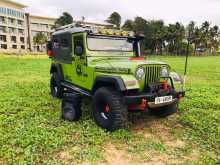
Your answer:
(47, 25), (185, 131)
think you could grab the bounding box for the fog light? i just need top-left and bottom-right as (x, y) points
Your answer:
(125, 80), (137, 87)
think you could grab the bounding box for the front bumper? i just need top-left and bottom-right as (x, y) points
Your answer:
(124, 91), (185, 109)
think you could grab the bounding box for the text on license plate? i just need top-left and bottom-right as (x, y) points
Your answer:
(155, 96), (173, 104)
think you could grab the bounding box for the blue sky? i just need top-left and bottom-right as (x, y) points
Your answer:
(19, 0), (220, 26)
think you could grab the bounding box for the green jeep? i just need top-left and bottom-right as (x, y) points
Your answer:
(47, 26), (185, 131)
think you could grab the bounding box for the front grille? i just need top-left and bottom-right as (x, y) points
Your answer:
(145, 65), (161, 85)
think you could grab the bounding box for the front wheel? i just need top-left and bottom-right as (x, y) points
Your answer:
(150, 103), (178, 117)
(92, 87), (128, 131)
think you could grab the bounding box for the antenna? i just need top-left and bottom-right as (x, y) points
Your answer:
(184, 37), (191, 90)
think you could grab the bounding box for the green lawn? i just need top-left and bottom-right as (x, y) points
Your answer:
(0, 55), (219, 164)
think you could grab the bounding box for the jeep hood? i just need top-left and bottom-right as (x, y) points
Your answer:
(89, 57), (167, 73)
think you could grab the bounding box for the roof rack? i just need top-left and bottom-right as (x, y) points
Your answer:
(55, 21), (114, 31)
(54, 22), (134, 37)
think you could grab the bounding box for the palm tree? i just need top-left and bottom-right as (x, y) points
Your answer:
(166, 22), (185, 55)
(201, 21), (211, 50)
(209, 25), (220, 53)
(106, 12), (121, 29)
(146, 20), (167, 54)
(186, 21), (196, 54)
(55, 12), (73, 28)
(122, 19), (134, 31)
(193, 27), (203, 54)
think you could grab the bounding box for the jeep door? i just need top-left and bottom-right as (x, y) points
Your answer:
(72, 33), (93, 89)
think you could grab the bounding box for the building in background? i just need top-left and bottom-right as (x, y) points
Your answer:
(0, 0), (56, 53)
(27, 15), (56, 52)
(0, 0), (114, 53)
(0, 0), (27, 53)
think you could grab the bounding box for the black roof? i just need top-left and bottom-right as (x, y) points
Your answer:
(52, 27), (91, 36)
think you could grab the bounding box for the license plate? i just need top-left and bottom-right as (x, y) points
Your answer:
(155, 96), (173, 104)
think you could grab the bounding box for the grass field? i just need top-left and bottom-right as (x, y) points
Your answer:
(0, 55), (219, 164)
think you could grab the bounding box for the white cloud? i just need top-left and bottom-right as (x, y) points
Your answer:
(18, 0), (220, 26)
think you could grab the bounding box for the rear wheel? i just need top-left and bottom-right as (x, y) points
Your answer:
(50, 73), (63, 99)
(92, 87), (128, 131)
(150, 103), (178, 117)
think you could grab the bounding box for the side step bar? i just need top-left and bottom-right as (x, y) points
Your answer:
(61, 81), (92, 97)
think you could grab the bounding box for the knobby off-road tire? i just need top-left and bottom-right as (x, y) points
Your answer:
(92, 87), (128, 131)
(150, 103), (178, 118)
(61, 96), (81, 121)
(50, 73), (63, 99)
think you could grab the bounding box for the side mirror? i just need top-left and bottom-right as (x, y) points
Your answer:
(75, 45), (83, 56)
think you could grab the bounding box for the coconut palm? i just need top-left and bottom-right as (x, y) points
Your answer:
(106, 12), (121, 29)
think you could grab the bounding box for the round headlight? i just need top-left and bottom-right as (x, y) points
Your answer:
(136, 67), (145, 80)
(161, 66), (169, 77)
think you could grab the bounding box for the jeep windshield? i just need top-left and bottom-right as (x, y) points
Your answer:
(87, 35), (133, 52)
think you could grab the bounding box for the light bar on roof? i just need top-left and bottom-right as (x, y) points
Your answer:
(97, 29), (133, 37)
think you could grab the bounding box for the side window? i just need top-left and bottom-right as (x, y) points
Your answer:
(53, 38), (60, 49)
(52, 34), (72, 63)
(73, 35), (84, 56)
(60, 38), (69, 49)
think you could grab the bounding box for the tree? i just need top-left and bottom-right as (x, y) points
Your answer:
(166, 22), (185, 55)
(193, 27), (203, 53)
(187, 21), (196, 44)
(122, 19), (134, 31)
(106, 12), (121, 29)
(111, 13), (220, 55)
(145, 20), (167, 54)
(132, 17), (148, 34)
(209, 25), (220, 53)
(55, 12), (73, 28)
(201, 21), (211, 49)
(186, 21), (196, 54)
(33, 32), (48, 51)
(132, 17), (148, 52)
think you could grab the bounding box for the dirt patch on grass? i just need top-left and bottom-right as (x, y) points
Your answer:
(104, 144), (185, 165)
(58, 151), (71, 160)
(103, 143), (200, 165)
(130, 114), (176, 141)
(165, 139), (185, 148)
(123, 114), (201, 164)
(56, 150), (75, 165)
(104, 144), (133, 165)
(53, 113), (201, 165)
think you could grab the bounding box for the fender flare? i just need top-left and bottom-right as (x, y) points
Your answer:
(50, 64), (64, 81)
(92, 76), (126, 93)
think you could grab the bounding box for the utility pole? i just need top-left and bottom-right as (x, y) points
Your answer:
(25, 13), (32, 52)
